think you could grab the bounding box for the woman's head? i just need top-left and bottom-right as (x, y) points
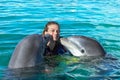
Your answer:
(42, 21), (60, 41)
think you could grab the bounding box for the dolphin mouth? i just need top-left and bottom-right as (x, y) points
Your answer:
(60, 38), (68, 44)
(60, 38), (84, 57)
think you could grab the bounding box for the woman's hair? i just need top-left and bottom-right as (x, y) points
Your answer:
(42, 21), (60, 35)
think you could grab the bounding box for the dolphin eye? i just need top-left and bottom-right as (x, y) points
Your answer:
(81, 49), (85, 53)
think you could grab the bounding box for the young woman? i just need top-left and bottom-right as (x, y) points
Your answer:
(8, 21), (66, 69)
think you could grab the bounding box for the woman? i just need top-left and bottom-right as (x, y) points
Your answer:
(8, 21), (66, 69)
(42, 21), (65, 56)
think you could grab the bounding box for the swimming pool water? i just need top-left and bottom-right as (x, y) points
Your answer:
(0, 0), (120, 80)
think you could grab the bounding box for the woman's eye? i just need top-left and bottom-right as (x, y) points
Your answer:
(49, 30), (59, 33)
(48, 30), (54, 32)
(51, 30), (54, 32)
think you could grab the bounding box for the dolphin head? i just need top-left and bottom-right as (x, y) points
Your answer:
(60, 36), (106, 57)
(60, 37), (85, 56)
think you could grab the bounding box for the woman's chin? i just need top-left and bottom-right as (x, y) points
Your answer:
(53, 39), (57, 41)
(53, 38), (58, 41)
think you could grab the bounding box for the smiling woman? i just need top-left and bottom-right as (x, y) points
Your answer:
(8, 21), (66, 69)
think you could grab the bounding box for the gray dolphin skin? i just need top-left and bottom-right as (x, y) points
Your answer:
(60, 36), (106, 57)
(8, 34), (50, 69)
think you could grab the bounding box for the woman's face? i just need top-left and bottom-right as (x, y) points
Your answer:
(45, 24), (60, 41)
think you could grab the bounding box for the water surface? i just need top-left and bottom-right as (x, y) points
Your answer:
(0, 0), (120, 80)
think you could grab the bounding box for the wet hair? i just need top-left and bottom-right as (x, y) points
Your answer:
(42, 21), (60, 35)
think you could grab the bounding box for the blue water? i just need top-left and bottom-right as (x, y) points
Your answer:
(0, 0), (120, 80)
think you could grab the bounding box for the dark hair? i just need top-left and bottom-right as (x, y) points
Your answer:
(42, 21), (60, 35)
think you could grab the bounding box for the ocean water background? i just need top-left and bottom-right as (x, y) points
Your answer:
(0, 0), (120, 80)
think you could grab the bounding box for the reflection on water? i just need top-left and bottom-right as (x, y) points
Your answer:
(1, 55), (120, 80)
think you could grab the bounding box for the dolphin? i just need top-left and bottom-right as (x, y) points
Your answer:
(8, 34), (51, 69)
(60, 36), (106, 57)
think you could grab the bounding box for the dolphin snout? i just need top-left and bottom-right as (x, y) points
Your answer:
(60, 38), (67, 44)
